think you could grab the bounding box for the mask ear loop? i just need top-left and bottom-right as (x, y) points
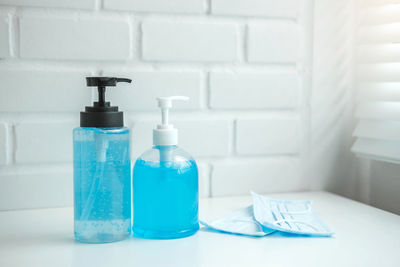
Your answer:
(272, 219), (319, 232)
(278, 203), (312, 214)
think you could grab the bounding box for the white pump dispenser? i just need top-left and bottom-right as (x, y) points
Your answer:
(153, 96), (189, 146)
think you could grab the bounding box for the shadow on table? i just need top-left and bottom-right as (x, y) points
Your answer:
(200, 227), (330, 239)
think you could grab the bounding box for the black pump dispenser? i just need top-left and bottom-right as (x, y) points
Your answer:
(80, 77), (132, 128)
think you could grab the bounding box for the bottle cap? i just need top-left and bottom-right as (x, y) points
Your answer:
(153, 96), (189, 146)
(80, 77), (132, 128)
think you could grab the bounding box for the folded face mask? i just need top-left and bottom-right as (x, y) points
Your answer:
(252, 192), (333, 237)
(200, 206), (276, 237)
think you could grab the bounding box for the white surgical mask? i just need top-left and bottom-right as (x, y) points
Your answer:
(200, 206), (276, 237)
(252, 192), (333, 237)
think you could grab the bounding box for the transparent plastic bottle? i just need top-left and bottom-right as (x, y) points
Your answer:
(73, 77), (132, 243)
(74, 127), (131, 243)
(133, 145), (199, 239)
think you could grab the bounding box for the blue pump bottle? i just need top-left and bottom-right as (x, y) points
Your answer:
(73, 77), (132, 243)
(133, 96), (199, 239)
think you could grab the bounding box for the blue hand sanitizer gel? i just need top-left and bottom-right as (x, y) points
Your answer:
(133, 96), (199, 239)
(73, 77), (132, 243)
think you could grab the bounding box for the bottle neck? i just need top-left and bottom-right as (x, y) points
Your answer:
(153, 128), (178, 146)
(154, 145), (177, 162)
(154, 145), (177, 149)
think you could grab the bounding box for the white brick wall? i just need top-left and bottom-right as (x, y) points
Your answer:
(212, 159), (301, 196)
(248, 21), (300, 63)
(0, 0), (316, 210)
(20, 17), (131, 60)
(0, 0), (95, 9)
(0, 169), (73, 210)
(210, 72), (300, 109)
(104, 0), (205, 14)
(236, 118), (300, 155)
(15, 122), (74, 164)
(211, 0), (300, 18)
(0, 69), (91, 112)
(142, 20), (238, 62)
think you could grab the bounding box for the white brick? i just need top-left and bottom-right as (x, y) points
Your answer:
(104, 0), (204, 14)
(131, 120), (230, 159)
(0, 0), (95, 9)
(210, 72), (300, 109)
(0, 16), (9, 58)
(198, 162), (210, 198)
(248, 22), (300, 63)
(236, 118), (300, 155)
(0, 69), (91, 112)
(20, 17), (130, 60)
(103, 71), (201, 111)
(212, 0), (299, 18)
(177, 120), (230, 157)
(211, 159), (301, 196)
(142, 21), (238, 62)
(0, 170), (72, 210)
(15, 122), (75, 164)
(0, 123), (6, 165)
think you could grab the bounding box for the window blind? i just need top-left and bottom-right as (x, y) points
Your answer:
(352, 1), (400, 163)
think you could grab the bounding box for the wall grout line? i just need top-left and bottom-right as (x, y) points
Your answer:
(95, 0), (103, 10)
(205, 0), (211, 14)
(8, 8), (18, 58)
(208, 163), (213, 197)
(205, 71), (211, 109)
(231, 119), (237, 156)
(10, 123), (16, 165)
(298, 0), (314, 191)
(243, 23), (249, 63)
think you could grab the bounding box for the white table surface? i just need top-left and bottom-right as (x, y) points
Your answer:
(1, 191), (400, 267)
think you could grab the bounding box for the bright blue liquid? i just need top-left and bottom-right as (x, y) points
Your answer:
(133, 158), (199, 239)
(73, 127), (131, 243)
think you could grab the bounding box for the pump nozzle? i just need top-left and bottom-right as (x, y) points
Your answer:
(153, 96), (189, 146)
(156, 96), (189, 130)
(81, 77), (132, 128)
(86, 77), (132, 107)
(86, 77), (132, 87)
